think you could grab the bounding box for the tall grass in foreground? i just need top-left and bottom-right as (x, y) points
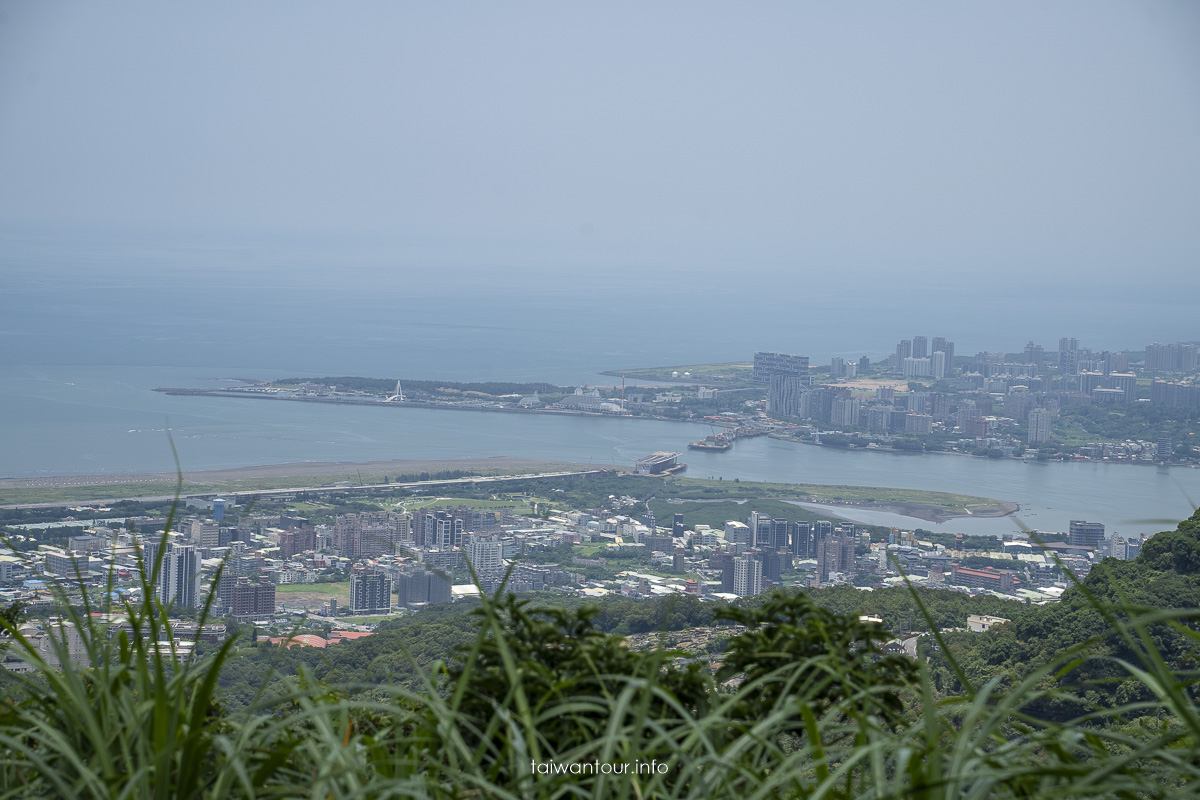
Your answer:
(3, 535), (1200, 796)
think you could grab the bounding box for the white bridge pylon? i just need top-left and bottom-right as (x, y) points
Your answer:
(385, 380), (406, 402)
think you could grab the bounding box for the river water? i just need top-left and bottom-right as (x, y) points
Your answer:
(2, 364), (1197, 538)
(3, 240), (1199, 537)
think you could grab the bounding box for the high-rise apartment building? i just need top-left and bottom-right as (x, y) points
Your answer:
(830, 396), (862, 427)
(791, 522), (814, 558)
(732, 556), (763, 597)
(813, 520), (833, 561)
(1105, 351), (1130, 374)
(749, 512), (773, 547)
(1067, 520), (1105, 549)
(464, 535), (503, 576)
(1150, 380), (1200, 408)
(1027, 407), (1052, 445)
(816, 532), (855, 581)
(190, 520), (220, 549)
(767, 371), (806, 418)
(957, 399), (981, 429)
(424, 511), (464, 550)
(1079, 371), (1105, 396)
(1107, 372), (1137, 401)
(753, 352), (810, 383)
(931, 351), (947, 379)
(902, 357), (932, 378)
(349, 570), (392, 614)
(800, 386), (836, 422)
(1059, 338), (1080, 374)
(1124, 536), (1143, 560)
(718, 554), (736, 593)
(904, 414), (933, 434)
(907, 391), (930, 415)
(1024, 341), (1044, 365)
(912, 336), (928, 360)
(395, 566), (452, 607)
(724, 521), (752, 546)
(865, 406), (892, 433)
(216, 576), (276, 620)
(1145, 342), (1199, 373)
(158, 544), (200, 609)
(760, 550), (782, 583)
(333, 512), (411, 558)
(770, 518), (790, 551)
(278, 527), (318, 559)
(931, 337), (955, 376)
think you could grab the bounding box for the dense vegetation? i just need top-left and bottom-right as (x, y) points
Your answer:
(931, 509), (1200, 715)
(5, 510), (1200, 797)
(0, 499), (182, 529)
(1058, 403), (1200, 450)
(212, 584), (1031, 710)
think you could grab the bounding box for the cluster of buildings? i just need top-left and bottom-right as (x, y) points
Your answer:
(1, 504), (280, 623)
(321, 503), (588, 614)
(754, 351), (811, 418)
(753, 337), (1197, 460)
(888, 336), (956, 379)
(531, 501), (1140, 605)
(674, 510), (1143, 603)
(0, 475), (1162, 669)
(555, 503), (1152, 607)
(1, 611), (228, 673)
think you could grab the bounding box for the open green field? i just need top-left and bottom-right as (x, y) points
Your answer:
(659, 477), (1013, 520)
(0, 458), (586, 507)
(1053, 420), (1114, 447)
(340, 614), (396, 625)
(398, 497), (530, 511)
(274, 581), (351, 609)
(0, 482), (215, 507)
(600, 361), (755, 384)
(0, 476), (389, 507)
(649, 498), (821, 531)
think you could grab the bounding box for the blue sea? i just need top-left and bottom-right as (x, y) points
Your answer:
(3, 234), (1199, 536)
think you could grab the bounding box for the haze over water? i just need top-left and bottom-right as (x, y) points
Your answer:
(3, 250), (1200, 538)
(2, 4), (1199, 536)
(4, 237), (1197, 382)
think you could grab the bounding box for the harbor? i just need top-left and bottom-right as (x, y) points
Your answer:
(688, 420), (779, 452)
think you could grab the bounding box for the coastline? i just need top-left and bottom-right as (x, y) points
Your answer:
(0, 457), (603, 507)
(771, 433), (1187, 469)
(153, 387), (709, 426)
(0, 456), (589, 491)
(2, 460), (1015, 523)
(155, 389), (1192, 471)
(788, 498), (1020, 524)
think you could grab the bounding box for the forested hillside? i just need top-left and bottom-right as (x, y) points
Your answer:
(214, 576), (1028, 709)
(931, 507), (1200, 717)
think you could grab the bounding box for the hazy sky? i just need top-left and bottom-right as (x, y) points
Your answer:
(1, 2), (1198, 280)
